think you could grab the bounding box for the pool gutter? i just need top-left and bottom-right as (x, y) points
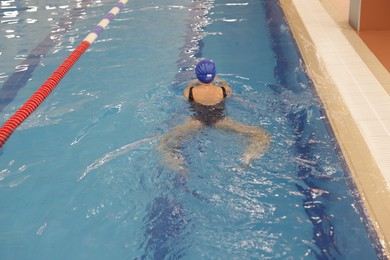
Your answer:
(280, 0), (390, 257)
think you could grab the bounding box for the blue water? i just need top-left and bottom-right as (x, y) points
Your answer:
(0, 0), (382, 259)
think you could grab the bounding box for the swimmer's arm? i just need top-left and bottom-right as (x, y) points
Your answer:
(183, 87), (190, 99)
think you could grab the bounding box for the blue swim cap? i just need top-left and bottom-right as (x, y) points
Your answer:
(195, 59), (216, 83)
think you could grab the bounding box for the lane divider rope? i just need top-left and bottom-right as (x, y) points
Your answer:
(0, 0), (128, 149)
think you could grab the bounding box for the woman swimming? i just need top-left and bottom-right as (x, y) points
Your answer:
(159, 59), (270, 173)
(185, 59), (231, 126)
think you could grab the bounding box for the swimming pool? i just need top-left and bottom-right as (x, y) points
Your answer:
(0, 0), (384, 258)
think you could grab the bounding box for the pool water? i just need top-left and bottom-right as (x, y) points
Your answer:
(0, 0), (383, 259)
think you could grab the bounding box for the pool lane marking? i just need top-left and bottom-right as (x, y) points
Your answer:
(0, 0), (128, 149)
(0, 0), (93, 113)
(84, 1), (126, 44)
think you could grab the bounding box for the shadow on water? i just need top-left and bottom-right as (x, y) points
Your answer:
(142, 196), (187, 259)
(289, 109), (341, 259)
(140, 172), (192, 259)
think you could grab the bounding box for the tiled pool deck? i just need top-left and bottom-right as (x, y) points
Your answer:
(281, 0), (390, 255)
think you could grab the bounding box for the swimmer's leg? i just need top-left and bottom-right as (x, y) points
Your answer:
(157, 118), (203, 174)
(215, 117), (270, 166)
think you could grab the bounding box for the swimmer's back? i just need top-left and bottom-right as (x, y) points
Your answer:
(183, 80), (232, 106)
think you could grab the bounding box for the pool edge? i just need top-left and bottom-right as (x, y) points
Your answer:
(280, 0), (390, 257)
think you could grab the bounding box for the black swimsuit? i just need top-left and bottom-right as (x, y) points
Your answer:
(188, 86), (227, 126)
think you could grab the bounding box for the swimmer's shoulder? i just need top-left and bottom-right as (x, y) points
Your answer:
(183, 79), (232, 99)
(216, 80), (232, 96)
(183, 80), (199, 99)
